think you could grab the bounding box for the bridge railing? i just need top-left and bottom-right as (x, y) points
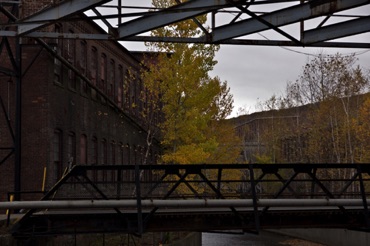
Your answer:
(44, 163), (370, 201)
(9, 163), (370, 236)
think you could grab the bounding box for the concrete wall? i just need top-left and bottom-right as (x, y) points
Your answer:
(271, 228), (370, 246)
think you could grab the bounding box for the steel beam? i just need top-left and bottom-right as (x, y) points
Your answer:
(0, 30), (111, 40)
(1, 199), (369, 209)
(123, 35), (370, 48)
(212, 0), (370, 42)
(17, 0), (110, 35)
(118, 0), (245, 39)
(303, 16), (370, 44)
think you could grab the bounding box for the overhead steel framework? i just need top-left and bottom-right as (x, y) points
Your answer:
(0, 0), (369, 47)
(0, 0), (369, 200)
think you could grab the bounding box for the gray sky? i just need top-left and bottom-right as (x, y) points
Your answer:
(210, 45), (370, 117)
(114, 1), (370, 118)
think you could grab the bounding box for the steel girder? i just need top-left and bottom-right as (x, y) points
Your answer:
(117, 0), (246, 38)
(0, 0), (368, 48)
(303, 15), (370, 44)
(116, 0), (370, 47)
(211, 0), (370, 42)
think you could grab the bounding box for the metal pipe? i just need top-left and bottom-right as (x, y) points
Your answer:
(0, 199), (369, 210)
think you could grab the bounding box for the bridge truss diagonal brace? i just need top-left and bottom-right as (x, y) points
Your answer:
(212, 0), (369, 43)
(17, 0), (110, 35)
(118, 0), (244, 39)
(303, 16), (370, 44)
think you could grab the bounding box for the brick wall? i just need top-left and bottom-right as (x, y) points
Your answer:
(0, 35), (17, 202)
(0, 3), (161, 201)
(20, 0), (54, 18)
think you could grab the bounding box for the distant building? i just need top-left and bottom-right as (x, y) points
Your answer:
(0, 1), (160, 202)
(232, 105), (310, 163)
(232, 94), (369, 164)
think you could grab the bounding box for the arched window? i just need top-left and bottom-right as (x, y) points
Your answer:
(80, 40), (88, 93)
(80, 134), (87, 165)
(110, 141), (116, 181)
(66, 30), (75, 62)
(66, 30), (76, 90)
(125, 144), (131, 181)
(54, 24), (63, 84)
(101, 139), (107, 165)
(53, 129), (63, 181)
(101, 139), (107, 182)
(118, 142), (124, 165)
(67, 132), (76, 168)
(124, 70), (130, 110)
(125, 144), (131, 165)
(111, 141), (116, 165)
(91, 136), (98, 181)
(90, 47), (98, 86)
(91, 137), (98, 165)
(117, 65), (123, 108)
(100, 53), (107, 92)
(108, 59), (115, 98)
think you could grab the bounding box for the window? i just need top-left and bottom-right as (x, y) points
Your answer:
(111, 141), (116, 165)
(90, 47), (98, 85)
(100, 53), (107, 92)
(101, 139), (107, 165)
(80, 134), (87, 165)
(54, 25), (63, 84)
(91, 137), (98, 181)
(125, 144), (131, 180)
(125, 144), (131, 165)
(68, 67), (76, 90)
(131, 76), (136, 114)
(101, 139), (107, 182)
(118, 142), (124, 165)
(124, 70), (130, 110)
(66, 30), (75, 62)
(117, 65), (123, 108)
(132, 145), (137, 181)
(108, 59), (115, 98)
(66, 30), (76, 90)
(110, 141), (116, 181)
(80, 40), (87, 93)
(117, 143), (124, 183)
(53, 130), (63, 181)
(91, 137), (98, 165)
(80, 41), (87, 74)
(67, 132), (76, 168)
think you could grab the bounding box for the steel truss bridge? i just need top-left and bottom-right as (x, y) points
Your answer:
(3, 163), (370, 237)
(1, 0), (370, 238)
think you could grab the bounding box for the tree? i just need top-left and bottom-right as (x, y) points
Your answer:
(247, 53), (370, 166)
(353, 96), (370, 162)
(141, 0), (236, 165)
(258, 53), (369, 164)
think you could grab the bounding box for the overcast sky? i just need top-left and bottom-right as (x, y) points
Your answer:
(114, 1), (370, 118)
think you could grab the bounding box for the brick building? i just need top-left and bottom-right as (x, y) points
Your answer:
(0, 1), (160, 201)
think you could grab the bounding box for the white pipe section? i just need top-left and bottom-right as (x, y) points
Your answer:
(0, 199), (368, 210)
